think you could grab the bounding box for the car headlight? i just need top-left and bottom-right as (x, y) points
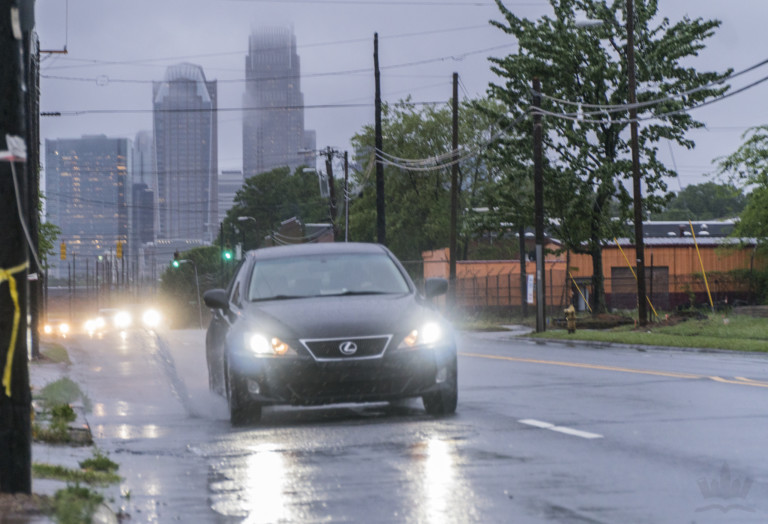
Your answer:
(142, 309), (162, 328)
(245, 333), (296, 356)
(398, 321), (444, 349)
(43, 324), (53, 335)
(58, 323), (70, 335)
(113, 311), (132, 329)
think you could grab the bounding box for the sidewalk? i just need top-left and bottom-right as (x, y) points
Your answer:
(18, 346), (120, 524)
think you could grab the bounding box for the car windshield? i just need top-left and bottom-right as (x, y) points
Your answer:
(247, 252), (411, 301)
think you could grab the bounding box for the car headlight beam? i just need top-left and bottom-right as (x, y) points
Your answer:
(399, 321), (444, 349)
(246, 334), (294, 356)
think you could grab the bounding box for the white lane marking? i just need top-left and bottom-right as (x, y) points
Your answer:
(519, 418), (603, 440)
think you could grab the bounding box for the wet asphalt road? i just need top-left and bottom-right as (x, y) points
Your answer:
(59, 327), (768, 523)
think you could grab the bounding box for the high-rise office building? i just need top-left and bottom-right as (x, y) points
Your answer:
(131, 130), (156, 251)
(153, 63), (218, 241)
(243, 27), (315, 178)
(45, 135), (130, 264)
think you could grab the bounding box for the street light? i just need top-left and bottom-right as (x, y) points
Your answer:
(237, 216), (256, 254)
(570, 4), (647, 325)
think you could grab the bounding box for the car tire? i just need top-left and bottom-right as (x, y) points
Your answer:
(422, 357), (458, 416)
(226, 360), (262, 426)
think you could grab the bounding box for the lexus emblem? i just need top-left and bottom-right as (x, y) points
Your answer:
(339, 341), (358, 356)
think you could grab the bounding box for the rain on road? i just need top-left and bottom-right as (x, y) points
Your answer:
(58, 326), (768, 523)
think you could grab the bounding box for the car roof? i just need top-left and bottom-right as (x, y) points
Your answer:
(248, 242), (390, 260)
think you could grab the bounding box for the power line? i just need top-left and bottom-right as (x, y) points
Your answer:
(43, 24), (495, 72)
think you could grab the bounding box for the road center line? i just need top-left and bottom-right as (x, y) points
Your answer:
(519, 419), (603, 439)
(460, 352), (768, 388)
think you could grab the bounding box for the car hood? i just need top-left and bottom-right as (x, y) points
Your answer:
(240, 293), (440, 339)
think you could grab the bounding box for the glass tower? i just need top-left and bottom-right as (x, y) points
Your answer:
(153, 63), (218, 241)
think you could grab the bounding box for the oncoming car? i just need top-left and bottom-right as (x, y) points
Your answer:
(203, 242), (457, 425)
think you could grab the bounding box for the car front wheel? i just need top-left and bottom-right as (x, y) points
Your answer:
(422, 357), (458, 416)
(226, 359), (262, 426)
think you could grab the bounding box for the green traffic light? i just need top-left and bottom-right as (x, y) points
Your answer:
(172, 260), (180, 268)
(223, 251), (232, 261)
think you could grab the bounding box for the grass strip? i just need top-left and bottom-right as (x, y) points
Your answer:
(32, 463), (121, 486)
(532, 314), (768, 352)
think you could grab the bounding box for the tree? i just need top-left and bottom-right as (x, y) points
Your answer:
(486, 0), (730, 313)
(350, 98), (501, 263)
(716, 125), (768, 253)
(652, 182), (745, 220)
(222, 166), (328, 250)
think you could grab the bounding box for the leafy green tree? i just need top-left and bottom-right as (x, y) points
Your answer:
(486, 0), (730, 313)
(716, 125), (768, 253)
(39, 221), (61, 269)
(222, 166), (329, 250)
(350, 98), (501, 263)
(652, 182), (745, 220)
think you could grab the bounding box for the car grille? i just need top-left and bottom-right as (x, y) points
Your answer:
(300, 335), (392, 361)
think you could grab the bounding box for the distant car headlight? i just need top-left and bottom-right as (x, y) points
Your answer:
(58, 323), (70, 335)
(113, 311), (132, 329)
(43, 324), (53, 335)
(245, 333), (295, 356)
(142, 309), (162, 328)
(398, 321), (444, 349)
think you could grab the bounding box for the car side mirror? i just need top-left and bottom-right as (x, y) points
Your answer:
(424, 278), (448, 299)
(203, 289), (229, 310)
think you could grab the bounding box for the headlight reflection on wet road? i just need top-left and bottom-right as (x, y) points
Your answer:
(416, 437), (458, 524)
(211, 443), (294, 523)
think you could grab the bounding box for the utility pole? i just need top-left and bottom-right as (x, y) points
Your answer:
(533, 77), (546, 333)
(0, 0), (33, 494)
(449, 73), (459, 304)
(373, 33), (386, 245)
(626, 0), (648, 325)
(343, 151), (349, 242)
(323, 147), (338, 240)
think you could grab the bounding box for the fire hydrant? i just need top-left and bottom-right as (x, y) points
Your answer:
(564, 304), (576, 334)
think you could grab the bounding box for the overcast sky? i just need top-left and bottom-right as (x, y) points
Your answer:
(35, 0), (768, 191)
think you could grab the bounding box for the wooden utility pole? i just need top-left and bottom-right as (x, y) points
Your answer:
(626, 0), (648, 325)
(323, 147), (338, 239)
(374, 33), (386, 245)
(449, 73), (459, 303)
(533, 77), (546, 333)
(343, 151), (349, 242)
(0, 0), (32, 494)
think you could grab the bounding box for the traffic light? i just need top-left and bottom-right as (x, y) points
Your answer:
(60, 242), (66, 260)
(116, 241), (123, 259)
(222, 246), (233, 261)
(172, 250), (180, 268)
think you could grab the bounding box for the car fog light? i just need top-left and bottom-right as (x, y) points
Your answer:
(247, 379), (261, 395)
(435, 366), (448, 384)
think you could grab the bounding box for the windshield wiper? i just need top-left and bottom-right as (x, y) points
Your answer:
(323, 290), (394, 297)
(251, 294), (307, 302)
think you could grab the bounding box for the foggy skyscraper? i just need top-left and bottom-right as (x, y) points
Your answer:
(153, 63), (218, 241)
(243, 27), (315, 178)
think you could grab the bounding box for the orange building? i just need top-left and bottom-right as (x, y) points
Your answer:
(423, 235), (764, 313)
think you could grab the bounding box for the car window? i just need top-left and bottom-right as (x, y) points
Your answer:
(248, 253), (410, 301)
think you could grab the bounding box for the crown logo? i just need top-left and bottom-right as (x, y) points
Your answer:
(696, 463), (755, 513)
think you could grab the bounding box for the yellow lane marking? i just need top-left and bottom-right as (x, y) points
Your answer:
(459, 352), (768, 388)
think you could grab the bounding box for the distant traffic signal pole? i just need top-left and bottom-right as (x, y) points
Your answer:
(171, 252), (202, 329)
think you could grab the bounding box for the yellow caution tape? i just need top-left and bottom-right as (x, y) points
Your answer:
(1, 261), (29, 397)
